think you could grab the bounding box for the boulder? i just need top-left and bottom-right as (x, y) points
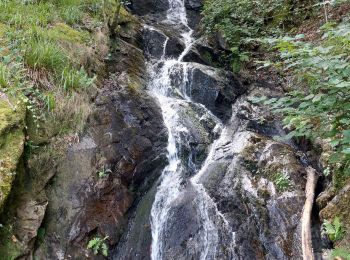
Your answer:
(168, 62), (246, 120)
(184, 0), (204, 29)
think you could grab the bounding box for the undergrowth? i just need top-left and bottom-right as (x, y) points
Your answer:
(0, 0), (121, 135)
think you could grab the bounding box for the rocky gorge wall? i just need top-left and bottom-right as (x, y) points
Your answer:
(1, 0), (347, 259)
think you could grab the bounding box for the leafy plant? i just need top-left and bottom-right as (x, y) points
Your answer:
(323, 217), (345, 242)
(273, 172), (291, 191)
(87, 236), (109, 257)
(251, 19), (350, 175)
(202, 0), (318, 71)
(97, 166), (112, 178)
(331, 247), (350, 260)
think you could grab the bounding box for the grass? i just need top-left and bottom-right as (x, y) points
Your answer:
(0, 0), (111, 136)
(24, 39), (68, 72)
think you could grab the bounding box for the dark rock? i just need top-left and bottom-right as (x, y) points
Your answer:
(185, 0), (203, 10)
(129, 0), (169, 19)
(184, 0), (204, 29)
(33, 78), (168, 258)
(168, 62), (246, 120)
(182, 38), (222, 67)
(142, 26), (167, 59)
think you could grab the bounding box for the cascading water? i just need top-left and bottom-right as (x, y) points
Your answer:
(148, 1), (236, 259)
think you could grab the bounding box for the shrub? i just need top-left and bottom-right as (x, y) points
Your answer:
(202, 0), (318, 71)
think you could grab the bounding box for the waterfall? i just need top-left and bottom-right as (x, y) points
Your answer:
(149, 1), (236, 259)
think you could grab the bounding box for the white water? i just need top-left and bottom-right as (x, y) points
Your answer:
(149, 1), (235, 259)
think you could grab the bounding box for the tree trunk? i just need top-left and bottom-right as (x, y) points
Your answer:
(301, 166), (319, 260)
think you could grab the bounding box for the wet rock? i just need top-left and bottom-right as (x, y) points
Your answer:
(142, 26), (168, 59)
(182, 39), (221, 67)
(159, 89), (307, 259)
(184, 0), (204, 29)
(128, 0), (169, 19)
(168, 62), (246, 120)
(141, 24), (186, 59)
(185, 0), (203, 10)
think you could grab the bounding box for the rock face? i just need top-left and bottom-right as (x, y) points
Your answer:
(34, 62), (168, 258)
(0, 12), (168, 259)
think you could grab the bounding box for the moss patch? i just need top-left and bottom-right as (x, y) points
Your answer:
(0, 99), (25, 212)
(46, 23), (90, 44)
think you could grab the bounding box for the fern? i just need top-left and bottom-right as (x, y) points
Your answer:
(323, 217), (345, 242)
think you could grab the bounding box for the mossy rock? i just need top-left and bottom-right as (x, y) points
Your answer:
(0, 98), (25, 212)
(119, 7), (137, 24)
(320, 182), (350, 248)
(46, 23), (90, 44)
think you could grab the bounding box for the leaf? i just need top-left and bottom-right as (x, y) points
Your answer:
(102, 243), (108, 257)
(342, 148), (350, 154)
(312, 93), (323, 102)
(87, 238), (98, 249)
(336, 82), (350, 88)
(304, 94), (314, 100)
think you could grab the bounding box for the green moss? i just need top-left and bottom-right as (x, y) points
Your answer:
(333, 171), (350, 191)
(0, 99), (25, 212)
(0, 226), (24, 260)
(118, 7), (137, 24)
(46, 23), (90, 44)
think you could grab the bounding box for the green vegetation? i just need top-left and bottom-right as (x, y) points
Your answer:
(203, 0), (350, 181)
(331, 247), (350, 259)
(202, 0), (318, 71)
(87, 236), (109, 257)
(97, 166), (112, 178)
(0, 0), (125, 136)
(273, 172), (291, 192)
(323, 217), (345, 242)
(251, 18), (350, 176)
